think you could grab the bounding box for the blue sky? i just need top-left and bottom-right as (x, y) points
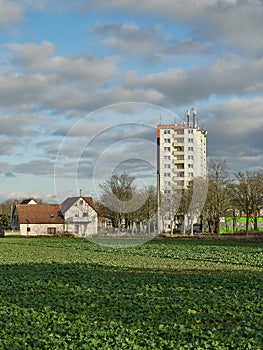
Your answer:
(0, 0), (263, 203)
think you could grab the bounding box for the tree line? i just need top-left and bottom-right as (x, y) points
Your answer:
(96, 160), (263, 235)
(1, 160), (263, 236)
(204, 159), (263, 235)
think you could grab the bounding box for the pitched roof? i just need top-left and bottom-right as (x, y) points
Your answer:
(20, 198), (38, 204)
(83, 197), (96, 211)
(16, 204), (64, 224)
(60, 196), (96, 214)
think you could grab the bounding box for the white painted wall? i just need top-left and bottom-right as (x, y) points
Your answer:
(20, 223), (64, 236)
(63, 198), (98, 236)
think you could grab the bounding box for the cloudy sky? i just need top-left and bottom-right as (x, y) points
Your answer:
(0, 0), (263, 202)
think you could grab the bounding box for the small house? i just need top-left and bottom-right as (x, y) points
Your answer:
(12, 204), (64, 235)
(60, 196), (98, 236)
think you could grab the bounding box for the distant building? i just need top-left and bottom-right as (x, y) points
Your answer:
(12, 203), (64, 235)
(12, 196), (98, 236)
(20, 198), (39, 205)
(157, 108), (207, 232)
(60, 196), (98, 236)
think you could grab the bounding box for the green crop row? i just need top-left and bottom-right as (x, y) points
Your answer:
(0, 237), (262, 349)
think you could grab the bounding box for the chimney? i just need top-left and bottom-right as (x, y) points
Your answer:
(80, 189), (82, 197)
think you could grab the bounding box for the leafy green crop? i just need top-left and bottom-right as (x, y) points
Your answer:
(0, 237), (262, 349)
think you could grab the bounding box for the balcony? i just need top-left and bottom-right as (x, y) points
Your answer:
(66, 216), (94, 223)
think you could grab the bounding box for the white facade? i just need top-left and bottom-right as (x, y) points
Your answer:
(61, 197), (98, 237)
(157, 113), (207, 232)
(19, 223), (64, 236)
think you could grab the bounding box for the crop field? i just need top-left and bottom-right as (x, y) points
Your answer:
(0, 237), (262, 349)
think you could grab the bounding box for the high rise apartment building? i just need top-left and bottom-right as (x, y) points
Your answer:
(157, 109), (207, 232)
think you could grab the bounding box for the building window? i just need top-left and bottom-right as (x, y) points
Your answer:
(164, 155), (171, 160)
(164, 172), (171, 177)
(47, 227), (56, 234)
(165, 181), (171, 186)
(188, 138), (193, 143)
(164, 138), (171, 143)
(188, 164), (193, 168)
(164, 130), (170, 134)
(164, 147), (171, 152)
(164, 164), (170, 168)
(188, 147), (193, 151)
(177, 164), (184, 169)
(164, 190), (170, 194)
(188, 155), (194, 160)
(79, 200), (83, 205)
(188, 129), (193, 134)
(188, 172), (194, 177)
(75, 225), (79, 234)
(176, 129), (184, 134)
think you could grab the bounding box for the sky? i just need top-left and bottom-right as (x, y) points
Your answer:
(0, 0), (263, 203)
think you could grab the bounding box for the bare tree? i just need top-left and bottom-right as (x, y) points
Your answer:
(229, 171), (263, 235)
(136, 185), (158, 235)
(98, 174), (159, 235)
(184, 177), (208, 235)
(204, 158), (231, 234)
(99, 173), (136, 230)
(159, 186), (181, 234)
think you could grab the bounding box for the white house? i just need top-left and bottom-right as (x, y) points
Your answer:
(60, 196), (98, 237)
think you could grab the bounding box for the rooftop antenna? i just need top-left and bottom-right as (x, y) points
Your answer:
(192, 107), (197, 128)
(187, 108), (190, 126)
(159, 114), (162, 125)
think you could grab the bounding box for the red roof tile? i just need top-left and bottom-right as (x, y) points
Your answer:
(16, 204), (64, 224)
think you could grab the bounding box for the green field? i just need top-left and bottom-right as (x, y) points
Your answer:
(0, 237), (262, 349)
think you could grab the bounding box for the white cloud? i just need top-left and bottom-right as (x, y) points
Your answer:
(94, 22), (211, 63)
(7, 41), (118, 86)
(0, 138), (23, 155)
(94, 22), (162, 56)
(0, 0), (23, 26)
(203, 96), (263, 171)
(13, 159), (55, 175)
(126, 55), (263, 104)
(89, 0), (263, 51)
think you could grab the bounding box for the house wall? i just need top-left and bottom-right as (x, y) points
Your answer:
(20, 223), (65, 236)
(63, 198), (98, 236)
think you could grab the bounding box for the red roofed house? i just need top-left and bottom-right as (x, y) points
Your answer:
(12, 196), (98, 236)
(12, 204), (65, 235)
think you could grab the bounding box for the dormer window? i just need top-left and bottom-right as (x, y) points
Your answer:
(79, 200), (83, 205)
(50, 214), (55, 219)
